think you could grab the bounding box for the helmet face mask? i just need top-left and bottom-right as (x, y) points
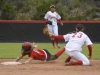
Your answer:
(21, 42), (32, 52)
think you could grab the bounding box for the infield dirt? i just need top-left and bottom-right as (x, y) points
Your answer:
(0, 59), (100, 75)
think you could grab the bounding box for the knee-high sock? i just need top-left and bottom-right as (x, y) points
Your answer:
(65, 56), (71, 62)
(55, 48), (65, 57)
(69, 61), (83, 65)
(55, 39), (59, 44)
(51, 39), (55, 46)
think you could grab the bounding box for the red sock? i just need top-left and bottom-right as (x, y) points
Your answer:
(55, 48), (65, 57)
(55, 39), (59, 44)
(65, 56), (71, 62)
(51, 40), (55, 46)
(69, 61), (83, 65)
(55, 39), (60, 48)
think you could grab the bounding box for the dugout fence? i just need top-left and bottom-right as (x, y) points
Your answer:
(0, 20), (100, 43)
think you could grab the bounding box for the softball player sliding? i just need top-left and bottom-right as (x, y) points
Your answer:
(14, 42), (65, 64)
(44, 5), (63, 48)
(50, 24), (93, 66)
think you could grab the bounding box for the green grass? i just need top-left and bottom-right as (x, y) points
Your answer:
(0, 43), (100, 59)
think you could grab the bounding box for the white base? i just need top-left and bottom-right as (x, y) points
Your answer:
(1, 61), (22, 65)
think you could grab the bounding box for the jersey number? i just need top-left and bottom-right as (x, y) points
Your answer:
(72, 33), (83, 38)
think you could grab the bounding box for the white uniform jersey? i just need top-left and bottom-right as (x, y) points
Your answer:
(44, 11), (61, 25)
(63, 31), (93, 51)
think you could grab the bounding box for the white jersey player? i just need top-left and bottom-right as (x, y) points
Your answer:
(50, 24), (93, 66)
(44, 5), (63, 48)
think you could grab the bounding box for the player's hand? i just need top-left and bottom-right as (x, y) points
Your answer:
(60, 22), (63, 26)
(32, 42), (37, 48)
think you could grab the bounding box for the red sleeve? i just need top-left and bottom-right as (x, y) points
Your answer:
(87, 45), (92, 56)
(44, 19), (48, 22)
(58, 19), (62, 23)
(29, 50), (35, 58)
(44, 19), (48, 28)
(52, 35), (64, 40)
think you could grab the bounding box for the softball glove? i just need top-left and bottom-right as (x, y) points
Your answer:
(46, 21), (52, 25)
(43, 28), (52, 38)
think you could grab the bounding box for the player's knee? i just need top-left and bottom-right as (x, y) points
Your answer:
(83, 60), (90, 66)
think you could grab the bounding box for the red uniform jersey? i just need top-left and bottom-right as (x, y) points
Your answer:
(22, 49), (47, 61)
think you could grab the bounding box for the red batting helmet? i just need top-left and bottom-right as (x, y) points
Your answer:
(22, 42), (32, 51)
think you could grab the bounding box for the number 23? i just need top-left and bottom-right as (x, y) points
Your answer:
(72, 33), (83, 38)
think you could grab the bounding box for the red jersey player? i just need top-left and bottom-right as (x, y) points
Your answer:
(14, 42), (65, 64)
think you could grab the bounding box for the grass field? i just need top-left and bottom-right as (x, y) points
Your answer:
(0, 43), (100, 59)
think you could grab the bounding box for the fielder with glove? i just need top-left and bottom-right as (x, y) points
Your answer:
(43, 24), (93, 66)
(44, 5), (63, 48)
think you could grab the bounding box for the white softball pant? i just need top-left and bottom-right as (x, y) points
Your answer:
(65, 50), (90, 65)
(47, 25), (58, 35)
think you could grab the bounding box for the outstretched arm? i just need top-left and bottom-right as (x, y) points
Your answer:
(14, 55), (23, 62)
(52, 35), (64, 40)
(43, 28), (65, 40)
(22, 57), (33, 64)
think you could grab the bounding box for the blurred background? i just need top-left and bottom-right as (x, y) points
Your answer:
(0, 0), (100, 20)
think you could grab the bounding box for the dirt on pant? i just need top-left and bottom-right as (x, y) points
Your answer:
(0, 59), (100, 75)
